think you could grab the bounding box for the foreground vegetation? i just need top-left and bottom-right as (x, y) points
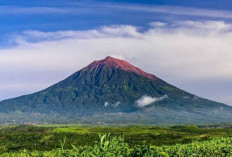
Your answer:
(0, 124), (231, 156)
(1, 134), (232, 157)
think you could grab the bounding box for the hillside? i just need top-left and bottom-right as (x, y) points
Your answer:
(0, 56), (231, 124)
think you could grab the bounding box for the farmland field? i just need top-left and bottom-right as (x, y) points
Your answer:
(0, 124), (231, 156)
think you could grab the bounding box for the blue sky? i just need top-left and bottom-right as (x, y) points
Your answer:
(1, 0), (232, 38)
(1, 0), (232, 39)
(1, 0), (232, 105)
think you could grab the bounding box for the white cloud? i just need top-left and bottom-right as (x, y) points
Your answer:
(104, 102), (109, 107)
(103, 101), (120, 107)
(1, 20), (232, 105)
(2, 2), (232, 20)
(113, 102), (120, 107)
(0, 6), (72, 14)
(110, 55), (125, 60)
(175, 21), (232, 32)
(11, 25), (140, 44)
(136, 95), (168, 107)
(150, 22), (167, 27)
(111, 4), (232, 19)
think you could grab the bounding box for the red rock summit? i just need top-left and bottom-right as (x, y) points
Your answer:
(84, 56), (157, 80)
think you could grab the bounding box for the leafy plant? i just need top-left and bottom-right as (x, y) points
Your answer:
(2, 134), (232, 157)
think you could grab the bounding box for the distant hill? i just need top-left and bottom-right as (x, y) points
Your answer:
(0, 56), (231, 124)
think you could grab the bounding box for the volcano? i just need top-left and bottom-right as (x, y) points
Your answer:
(0, 56), (231, 124)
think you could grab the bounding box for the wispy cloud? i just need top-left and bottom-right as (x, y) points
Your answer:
(110, 55), (125, 60)
(104, 101), (120, 107)
(11, 25), (140, 44)
(0, 6), (71, 14)
(110, 4), (232, 19)
(150, 22), (167, 27)
(2, 2), (232, 20)
(104, 102), (109, 107)
(175, 20), (232, 31)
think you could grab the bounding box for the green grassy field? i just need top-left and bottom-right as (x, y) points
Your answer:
(0, 124), (231, 156)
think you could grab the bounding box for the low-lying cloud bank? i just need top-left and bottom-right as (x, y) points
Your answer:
(0, 20), (232, 105)
(136, 95), (168, 107)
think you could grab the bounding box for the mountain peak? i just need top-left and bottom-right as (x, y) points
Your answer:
(84, 56), (158, 80)
(105, 56), (118, 60)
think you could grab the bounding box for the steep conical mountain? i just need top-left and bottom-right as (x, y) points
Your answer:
(0, 56), (231, 124)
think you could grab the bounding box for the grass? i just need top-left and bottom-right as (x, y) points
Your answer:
(1, 134), (232, 157)
(0, 124), (231, 155)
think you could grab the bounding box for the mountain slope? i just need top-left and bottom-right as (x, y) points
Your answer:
(0, 56), (231, 124)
